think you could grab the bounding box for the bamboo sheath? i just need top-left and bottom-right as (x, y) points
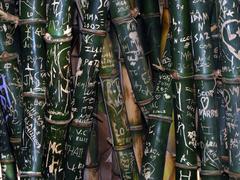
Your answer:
(18, 0), (46, 177)
(218, 0), (240, 179)
(64, 0), (108, 179)
(100, 34), (139, 179)
(0, 0), (23, 163)
(169, 0), (198, 179)
(190, 1), (222, 179)
(42, 0), (72, 178)
(121, 63), (144, 172)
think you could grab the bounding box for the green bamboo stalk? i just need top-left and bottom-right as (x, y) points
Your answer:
(109, 0), (153, 116)
(190, 0), (222, 179)
(137, 0), (162, 71)
(0, 0), (23, 162)
(100, 33), (139, 179)
(169, 0), (198, 179)
(18, 0), (46, 177)
(64, 0), (108, 179)
(211, 1), (229, 177)
(0, 109), (17, 180)
(218, 0), (240, 179)
(42, 0), (73, 178)
(135, 3), (174, 179)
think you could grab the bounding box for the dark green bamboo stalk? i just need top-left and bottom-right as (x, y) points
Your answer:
(42, 0), (72, 178)
(218, 0), (240, 179)
(64, 0), (108, 179)
(109, 0), (153, 116)
(0, 0), (23, 162)
(169, 0), (198, 179)
(0, 109), (17, 180)
(190, 1), (222, 179)
(100, 33), (139, 179)
(211, 1), (229, 177)
(135, 3), (174, 178)
(19, 0), (46, 178)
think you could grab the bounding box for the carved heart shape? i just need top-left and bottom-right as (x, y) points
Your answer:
(221, 19), (240, 61)
(200, 96), (209, 110)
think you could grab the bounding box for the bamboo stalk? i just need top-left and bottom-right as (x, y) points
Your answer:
(137, 5), (174, 179)
(42, 0), (73, 178)
(100, 33), (139, 180)
(169, 0), (198, 179)
(0, 109), (17, 180)
(190, 0), (222, 179)
(109, 0), (154, 116)
(64, 0), (108, 179)
(0, 0), (23, 163)
(18, 0), (46, 177)
(218, 0), (240, 179)
(211, 1), (229, 177)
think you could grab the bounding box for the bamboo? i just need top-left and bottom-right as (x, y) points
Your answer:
(108, 21), (144, 172)
(42, 0), (72, 178)
(218, 0), (240, 179)
(0, 0), (23, 162)
(100, 33), (139, 179)
(64, 0), (108, 179)
(109, 0), (153, 116)
(190, 0), (222, 179)
(0, 108), (17, 180)
(133, 3), (173, 178)
(211, 1), (229, 177)
(18, 0), (46, 177)
(169, 0), (198, 179)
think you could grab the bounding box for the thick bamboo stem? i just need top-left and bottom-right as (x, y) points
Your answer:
(109, 0), (154, 116)
(218, 0), (240, 179)
(64, 0), (108, 179)
(42, 0), (73, 178)
(138, 5), (173, 179)
(169, 0), (198, 179)
(18, 0), (46, 177)
(190, 0), (222, 179)
(0, 0), (23, 163)
(100, 34), (139, 179)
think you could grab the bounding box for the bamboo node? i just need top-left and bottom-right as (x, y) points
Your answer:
(175, 162), (198, 170)
(81, 27), (106, 36)
(44, 33), (72, 44)
(45, 115), (73, 125)
(19, 18), (46, 25)
(200, 170), (222, 176)
(71, 119), (92, 128)
(111, 14), (133, 25)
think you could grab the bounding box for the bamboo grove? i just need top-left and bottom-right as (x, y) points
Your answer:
(0, 0), (240, 179)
